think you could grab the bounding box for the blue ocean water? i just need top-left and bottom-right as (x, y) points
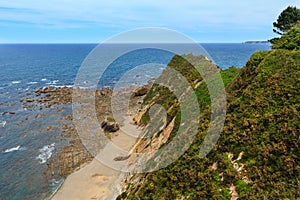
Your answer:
(0, 43), (270, 200)
(202, 43), (271, 68)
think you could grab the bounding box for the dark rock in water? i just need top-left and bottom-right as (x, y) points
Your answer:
(113, 154), (131, 161)
(9, 112), (16, 114)
(47, 126), (52, 131)
(26, 98), (34, 102)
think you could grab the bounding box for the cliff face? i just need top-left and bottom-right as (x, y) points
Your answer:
(118, 49), (300, 199)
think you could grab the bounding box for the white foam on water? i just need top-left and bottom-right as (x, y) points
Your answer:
(0, 121), (7, 128)
(27, 81), (38, 85)
(48, 178), (64, 199)
(50, 178), (63, 187)
(53, 85), (73, 88)
(77, 86), (92, 90)
(41, 78), (47, 81)
(46, 80), (59, 85)
(12, 81), (21, 84)
(3, 145), (20, 153)
(36, 143), (55, 164)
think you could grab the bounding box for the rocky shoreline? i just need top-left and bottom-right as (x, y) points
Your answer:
(22, 86), (94, 179)
(21, 85), (149, 199)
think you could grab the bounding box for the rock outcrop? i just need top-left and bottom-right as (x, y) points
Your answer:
(101, 119), (120, 132)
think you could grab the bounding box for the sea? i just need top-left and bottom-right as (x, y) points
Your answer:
(0, 43), (270, 200)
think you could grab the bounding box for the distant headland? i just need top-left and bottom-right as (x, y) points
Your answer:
(244, 41), (270, 44)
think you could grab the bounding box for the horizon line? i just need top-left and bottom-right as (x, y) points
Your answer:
(0, 41), (270, 45)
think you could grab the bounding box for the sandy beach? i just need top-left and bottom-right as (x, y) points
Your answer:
(51, 114), (141, 200)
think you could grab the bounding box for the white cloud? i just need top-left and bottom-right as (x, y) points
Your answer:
(0, 0), (298, 32)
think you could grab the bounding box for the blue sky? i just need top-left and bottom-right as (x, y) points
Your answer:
(0, 0), (299, 43)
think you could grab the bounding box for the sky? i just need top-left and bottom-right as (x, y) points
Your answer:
(0, 0), (299, 43)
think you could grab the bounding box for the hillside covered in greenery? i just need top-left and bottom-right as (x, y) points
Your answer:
(118, 30), (300, 199)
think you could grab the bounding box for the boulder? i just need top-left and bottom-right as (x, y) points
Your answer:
(104, 121), (120, 132)
(101, 119), (119, 132)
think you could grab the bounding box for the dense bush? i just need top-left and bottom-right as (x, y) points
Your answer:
(272, 28), (300, 50)
(118, 48), (300, 199)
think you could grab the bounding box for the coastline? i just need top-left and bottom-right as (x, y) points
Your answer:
(47, 180), (64, 200)
(39, 86), (145, 200)
(50, 115), (141, 200)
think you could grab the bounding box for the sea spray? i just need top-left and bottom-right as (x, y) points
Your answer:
(36, 143), (55, 164)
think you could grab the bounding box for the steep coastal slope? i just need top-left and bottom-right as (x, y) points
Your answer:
(118, 49), (300, 199)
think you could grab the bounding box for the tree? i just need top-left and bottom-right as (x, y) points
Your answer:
(272, 27), (300, 50)
(273, 6), (300, 35)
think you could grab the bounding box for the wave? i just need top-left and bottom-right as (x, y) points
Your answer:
(36, 143), (55, 164)
(12, 81), (21, 84)
(3, 145), (26, 153)
(53, 85), (73, 88)
(27, 81), (38, 85)
(72, 86), (93, 90)
(41, 78), (47, 81)
(46, 80), (59, 85)
(50, 178), (64, 187)
(4, 146), (20, 153)
(47, 178), (64, 200)
(40, 85), (73, 91)
(0, 121), (6, 128)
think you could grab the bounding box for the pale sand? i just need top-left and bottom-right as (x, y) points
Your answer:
(51, 115), (141, 200)
(51, 159), (118, 200)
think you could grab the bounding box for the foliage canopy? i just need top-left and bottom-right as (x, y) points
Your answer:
(273, 6), (300, 35)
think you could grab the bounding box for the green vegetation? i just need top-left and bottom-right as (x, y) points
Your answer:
(118, 8), (300, 199)
(270, 6), (300, 44)
(273, 6), (300, 35)
(118, 48), (300, 200)
(272, 27), (300, 50)
(122, 51), (299, 199)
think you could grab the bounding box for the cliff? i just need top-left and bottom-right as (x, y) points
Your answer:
(118, 49), (300, 199)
